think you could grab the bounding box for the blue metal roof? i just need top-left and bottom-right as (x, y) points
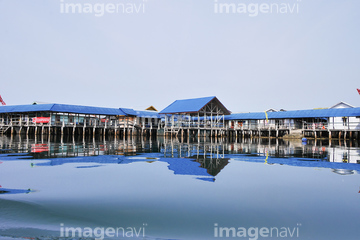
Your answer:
(135, 110), (160, 119)
(51, 104), (121, 115)
(119, 108), (138, 116)
(0, 104), (122, 115)
(226, 107), (360, 120)
(0, 104), (162, 118)
(160, 96), (217, 114)
(268, 108), (360, 119)
(225, 112), (267, 120)
(0, 104), (54, 113)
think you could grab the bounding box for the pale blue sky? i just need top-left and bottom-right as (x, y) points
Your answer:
(0, 0), (359, 112)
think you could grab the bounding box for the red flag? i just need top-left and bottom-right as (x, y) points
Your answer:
(357, 89), (360, 95)
(0, 95), (5, 105)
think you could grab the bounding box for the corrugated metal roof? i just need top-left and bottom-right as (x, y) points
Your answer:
(3, 103), (359, 119)
(0, 104), (54, 113)
(160, 96), (216, 114)
(160, 96), (232, 115)
(119, 108), (138, 116)
(0, 104), (122, 115)
(135, 110), (160, 119)
(225, 112), (267, 120)
(226, 108), (360, 120)
(51, 104), (121, 115)
(0, 104), (162, 118)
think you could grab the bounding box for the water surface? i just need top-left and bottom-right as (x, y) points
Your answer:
(0, 136), (359, 240)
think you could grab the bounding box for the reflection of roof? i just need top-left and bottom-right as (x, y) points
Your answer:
(331, 169), (355, 175)
(160, 96), (231, 115)
(195, 158), (230, 176)
(30, 155), (214, 180)
(0, 188), (33, 195)
(226, 107), (360, 120)
(164, 158), (210, 177)
(231, 154), (360, 172)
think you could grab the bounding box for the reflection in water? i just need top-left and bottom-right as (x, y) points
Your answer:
(1, 136), (360, 240)
(0, 187), (33, 195)
(1, 136), (360, 177)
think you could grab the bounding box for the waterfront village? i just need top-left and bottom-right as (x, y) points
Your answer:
(0, 96), (359, 140)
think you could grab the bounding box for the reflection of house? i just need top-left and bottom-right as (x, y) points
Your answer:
(327, 147), (360, 164)
(32, 155), (215, 182)
(227, 140), (360, 175)
(195, 158), (229, 177)
(2, 137), (360, 178)
(331, 169), (355, 175)
(230, 151), (360, 175)
(161, 138), (229, 178)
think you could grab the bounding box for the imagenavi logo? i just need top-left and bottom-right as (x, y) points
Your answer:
(60, 223), (147, 239)
(214, 223), (301, 239)
(60, 0), (147, 17)
(214, 0), (301, 17)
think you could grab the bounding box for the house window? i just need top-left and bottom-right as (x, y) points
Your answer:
(342, 117), (347, 126)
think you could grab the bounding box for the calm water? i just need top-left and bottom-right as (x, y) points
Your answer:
(0, 135), (360, 240)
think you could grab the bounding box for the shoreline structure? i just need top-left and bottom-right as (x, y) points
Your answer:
(0, 96), (359, 140)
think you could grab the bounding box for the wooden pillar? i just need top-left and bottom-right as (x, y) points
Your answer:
(198, 113), (200, 138)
